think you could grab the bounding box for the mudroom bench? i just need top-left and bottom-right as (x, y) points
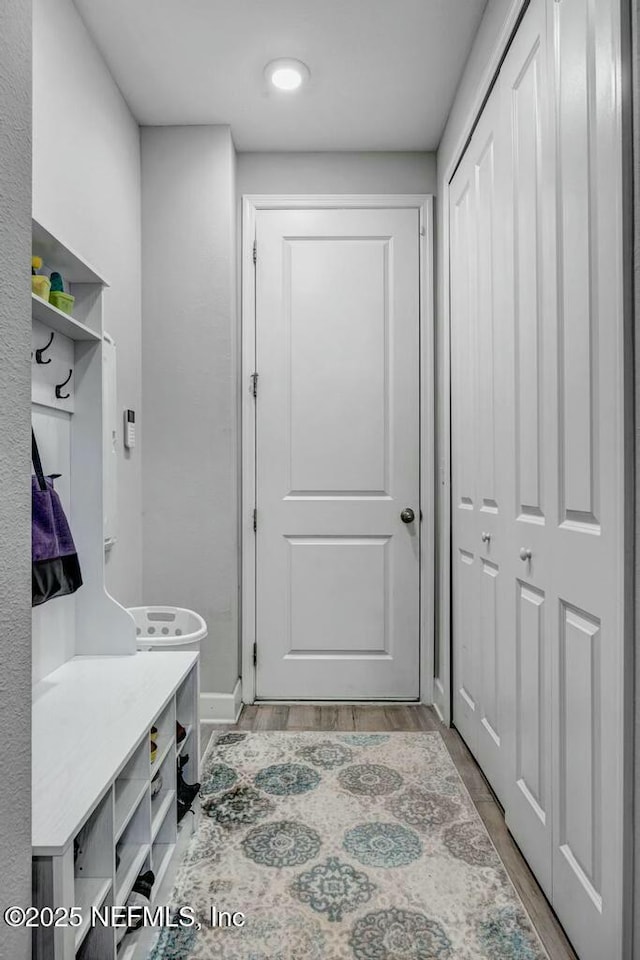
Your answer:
(32, 650), (200, 960)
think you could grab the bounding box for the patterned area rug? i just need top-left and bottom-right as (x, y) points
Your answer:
(151, 732), (548, 959)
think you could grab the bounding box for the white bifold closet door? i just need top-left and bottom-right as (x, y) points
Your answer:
(450, 69), (513, 809)
(450, 0), (627, 958)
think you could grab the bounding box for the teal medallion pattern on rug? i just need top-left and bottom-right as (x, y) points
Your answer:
(254, 762), (320, 795)
(148, 920), (197, 960)
(338, 763), (403, 796)
(442, 819), (499, 867)
(157, 731), (549, 960)
(297, 740), (353, 768)
(216, 732), (247, 747)
(200, 763), (238, 795)
(341, 734), (390, 747)
(242, 819), (322, 866)
(343, 822), (422, 867)
(290, 856), (376, 921)
(349, 907), (452, 959)
(477, 906), (543, 960)
(387, 786), (461, 830)
(203, 785), (274, 828)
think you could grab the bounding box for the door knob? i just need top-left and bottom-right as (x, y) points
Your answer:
(400, 508), (415, 524)
(519, 547), (532, 561)
(481, 532), (491, 543)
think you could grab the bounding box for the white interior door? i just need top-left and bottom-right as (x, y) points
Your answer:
(254, 206), (421, 700)
(450, 0), (627, 955)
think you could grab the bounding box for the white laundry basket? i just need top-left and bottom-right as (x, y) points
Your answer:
(128, 606), (207, 654)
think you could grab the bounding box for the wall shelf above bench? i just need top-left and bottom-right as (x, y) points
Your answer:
(31, 293), (102, 342)
(31, 218), (135, 673)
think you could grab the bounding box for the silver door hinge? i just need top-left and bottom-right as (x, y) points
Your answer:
(250, 372), (258, 398)
(252, 240), (257, 265)
(253, 508), (257, 532)
(253, 642), (257, 666)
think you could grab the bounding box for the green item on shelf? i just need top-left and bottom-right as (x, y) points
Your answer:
(49, 271), (64, 293)
(49, 290), (75, 314)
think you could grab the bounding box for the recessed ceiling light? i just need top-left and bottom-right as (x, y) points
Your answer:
(264, 58), (310, 92)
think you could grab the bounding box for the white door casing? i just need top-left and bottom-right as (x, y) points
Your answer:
(450, 0), (629, 956)
(242, 197), (434, 702)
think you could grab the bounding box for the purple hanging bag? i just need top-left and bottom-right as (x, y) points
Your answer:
(32, 429), (83, 606)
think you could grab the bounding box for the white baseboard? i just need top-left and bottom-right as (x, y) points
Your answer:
(200, 679), (242, 724)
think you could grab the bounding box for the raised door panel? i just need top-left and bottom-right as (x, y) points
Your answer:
(512, 36), (546, 524)
(557, 603), (602, 912)
(286, 239), (389, 497)
(450, 174), (477, 516)
(507, 575), (553, 894)
(516, 583), (546, 821)
(287, 536), (390, 656)
(554, 0), (599, 530)
(475, 131), (499, 514)
(479, 560), (500, 746)
(477, 554), (509, 804)
(453, 548), (478, 751)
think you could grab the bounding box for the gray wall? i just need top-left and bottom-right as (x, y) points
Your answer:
(33, 0), (143, 608)
(0, 0), (32, 955)
(141, 126), (238, 697)
(237, 151), (436, 197)
(141, 145), (433, 699)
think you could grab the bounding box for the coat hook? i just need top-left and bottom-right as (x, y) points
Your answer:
(35, 331), (55, 364)
(55, 368), (73, 400)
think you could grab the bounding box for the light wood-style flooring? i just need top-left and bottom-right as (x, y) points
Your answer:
(203, 704), (577, 960)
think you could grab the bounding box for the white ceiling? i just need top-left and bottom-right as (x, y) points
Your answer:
(74, 0), (487, 152)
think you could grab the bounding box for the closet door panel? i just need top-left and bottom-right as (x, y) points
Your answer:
(554, 0), (598, 525)
(451, 87), (511, 805)
(549, 0), (626, 956)
(511, 575), (552, 892)
(454, 548), (478, 750)
(499, 0), (554, 896)
(479, 559), (500, 745)
(557, 602), (602, 909)
(451, 175), (477, 514)
(450, 154), (479, 755)
(473, 91), (512, 804)
(512, 40), (546, 523)
(516, 582), (546, 817)
(475, 131), (499, 512)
